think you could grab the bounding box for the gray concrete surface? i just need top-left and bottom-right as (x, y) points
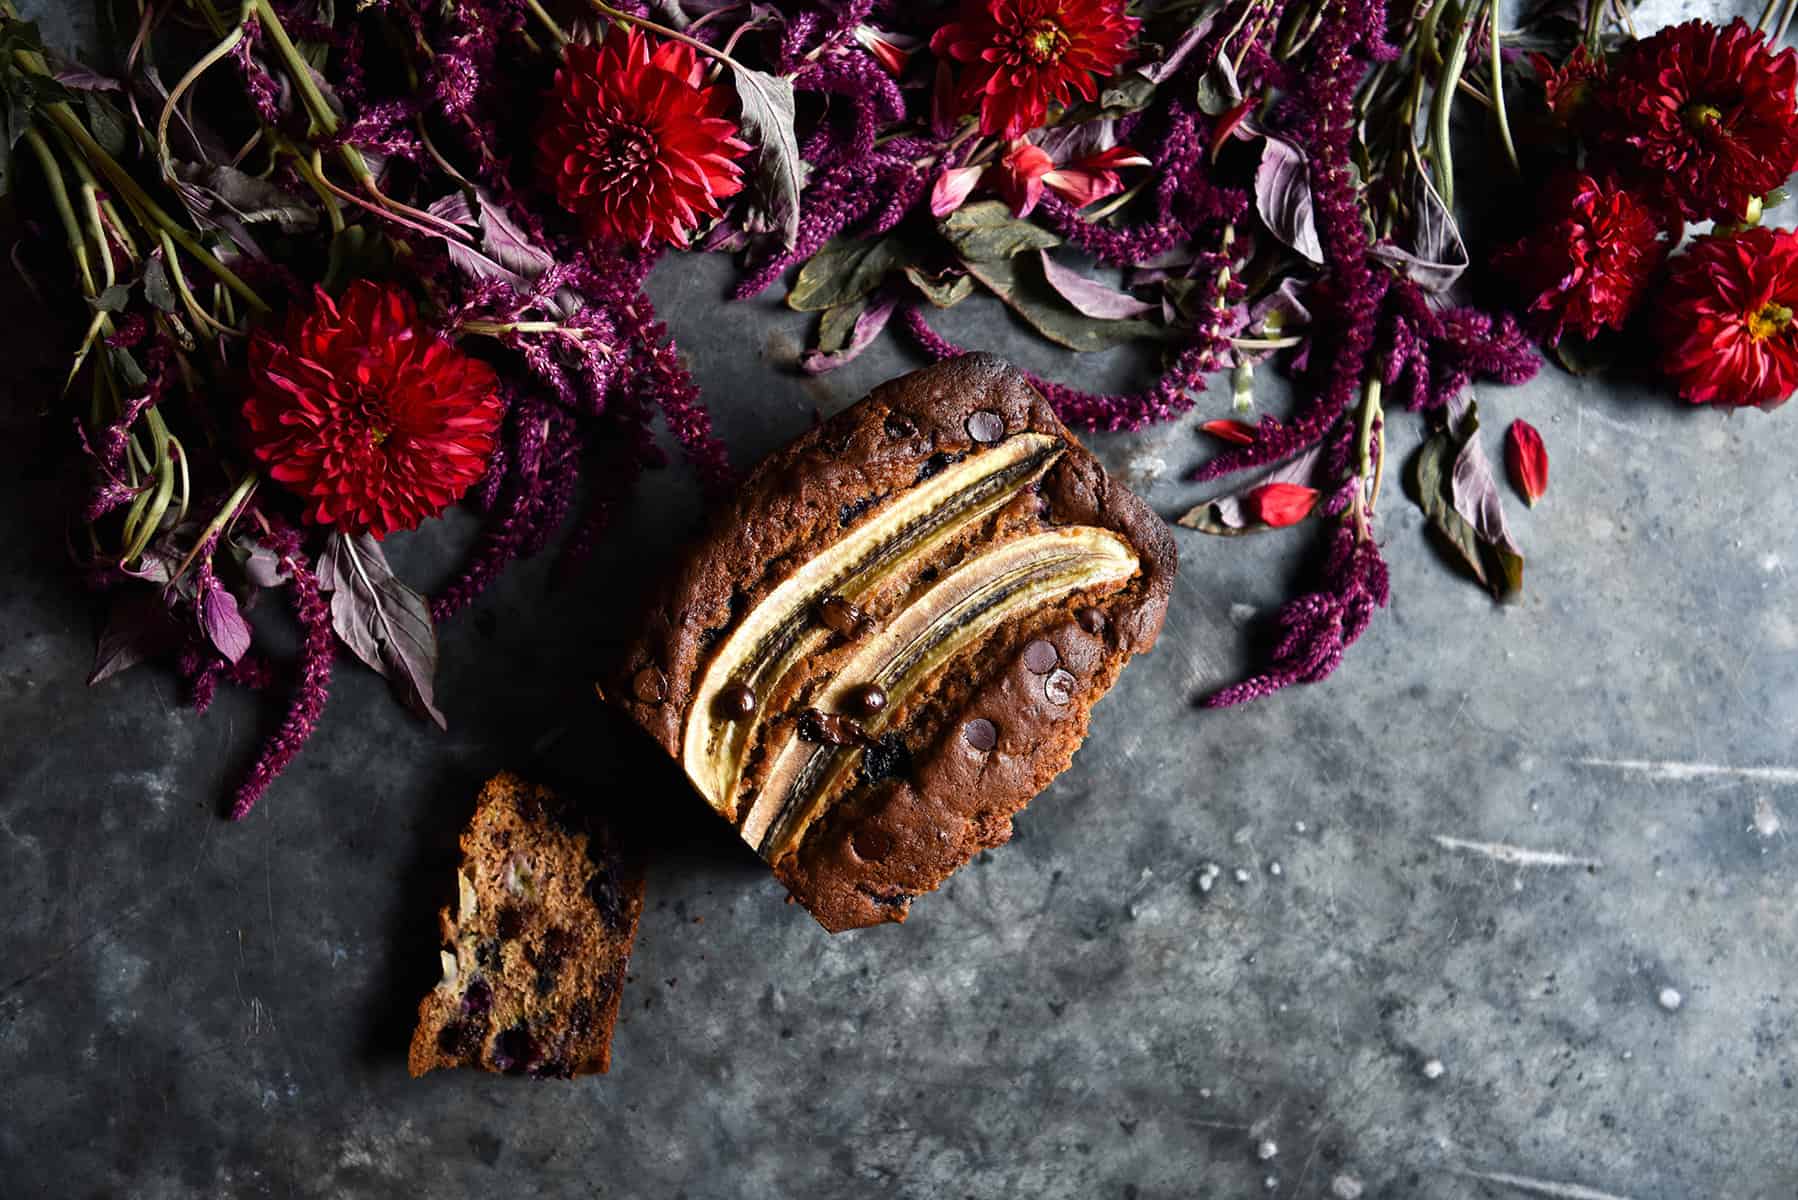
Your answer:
(2, 3), (1795, 1197)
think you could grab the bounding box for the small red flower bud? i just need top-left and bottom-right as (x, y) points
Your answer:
(1246, 482), (1318, 528)
(1504, 420), (1549, 506)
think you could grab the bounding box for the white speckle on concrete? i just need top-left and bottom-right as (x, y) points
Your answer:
(1264, 1175), (1279, 1190)
(1753, 797), (1782, 838)
(1423, 1058), (1445, 1080)
(1196, 863), (1220, 893)
(1658, 987), (1683, 1012)
(1229, 602), (1258, 625)
(1256, 1138), (1278, 1161)
(1234, 868), (1251, 884)
(1268, 861), (1282, 877)
(1199, 1088), (1213, 1099)
(1292, 821), (1307, 833)
(1330, 1175), (1365, 1199)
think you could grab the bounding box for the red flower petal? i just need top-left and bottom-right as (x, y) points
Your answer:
(1201, 418), (1257, 445)
(1504, 420), (1548, 506)
(1246, 482), (1318, 528)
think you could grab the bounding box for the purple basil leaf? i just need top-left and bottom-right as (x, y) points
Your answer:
(731, 66), (804, 250)
(88, 591), (180, 686)
(1450, 425), (1523, 561)
(318, 532), (447, 730)
(1254, 137), (1324, 265)
(1038, 251), (1156, 319)
(173, 163), (316, 234)
(800, 295), (897, 373)
(55, 63), (121, 92)
(1137, 15), (1218, 84)
(237, 537), (290, 588)
(1179, 443), (1323, 533)
(1370, 169), (1468, 294)
(1195, 50), (1243, 116)
(200, 579), (252, 664)
(1035, 118), (1120, 163)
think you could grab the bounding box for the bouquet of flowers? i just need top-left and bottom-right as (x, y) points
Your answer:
(4, 0), (1791, 814)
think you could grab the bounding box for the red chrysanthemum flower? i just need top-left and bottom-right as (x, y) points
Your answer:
(930, 0), (1140, 139)
(1532, 44), (1606, 124)
(1600, 18), (1798, 221)
(1658, 225), (1798, 409)
(537, 26), (751, 247)
(1493, 171), (1673, 346)
(244, 282), (504, 539)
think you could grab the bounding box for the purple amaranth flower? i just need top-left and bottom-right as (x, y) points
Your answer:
(231, 18), (281, 125)
(231, 524), (334, 820)
(1379, 280), (1539, 413)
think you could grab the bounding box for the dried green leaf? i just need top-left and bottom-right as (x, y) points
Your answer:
(1409, 402), (1524, 601)
(787, 235), (907, 311)
(962, 255), (1161, 351)
(904, 265), (976, 308)
(940, 200), (1061, 262)
(817, 299), (867, 354)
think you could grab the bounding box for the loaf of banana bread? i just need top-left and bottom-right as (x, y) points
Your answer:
(614, 354), (1176, 932)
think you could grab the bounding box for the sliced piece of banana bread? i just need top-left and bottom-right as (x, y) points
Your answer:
(408, 772), (644, 1078)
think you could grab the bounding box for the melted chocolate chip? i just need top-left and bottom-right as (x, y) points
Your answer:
(437, 1020), (482, 1057)
(858, 733), (912, 786)
(1044, 668), (1078, 706)
(1076, 606), (1107, 634)
(965, 410), (1006, 443)
(845, 683), (888, 718)
(475, 938), (501, 971)
(884, 413), (917, 439)
(716, 684), (757, 719)
(496, 904), (525, 941)
(514, 788), (545, 824)
(816, 595), (872, 639)
(839, 494), (880, 527)
(1022, 639), (1059, 674)
(963, 718), (998, 752)
(798, 708), (867, 746)
(587, 869), (627, 933)
(462, 977), (493, 1016)
(568, 997), (596, 1038)
(915, 450), (966, 482)
(630, 666), (667, 705)
(493, 1024), (537, 1075)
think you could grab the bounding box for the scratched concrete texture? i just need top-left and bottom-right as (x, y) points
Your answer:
(3, 2), (1795, 1197)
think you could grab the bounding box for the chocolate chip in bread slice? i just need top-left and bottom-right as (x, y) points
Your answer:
(408, 772), (644, 1078)
(615, 355), (1176, 932)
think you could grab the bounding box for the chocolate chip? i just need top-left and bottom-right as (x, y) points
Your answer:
(966, 410), (1005, 443)
(716, 684), (757, 719)
(475, 938), (501, 971)
(916, 450), (965, 482)
(963, 718), (998, 751)
(1044, 668), (1078, 706)
(496, 904), (525, 941)
(816, 595), (871, 638)
(798, 708), (866, 746)
(630, 666), (667, 705)
(845, 683), (888, 718)
(1076, 606), (1107, 634)
(884, 413), (917, 439)
(1022, 639), (1059, 674)
(493, 1024), (537, 1075)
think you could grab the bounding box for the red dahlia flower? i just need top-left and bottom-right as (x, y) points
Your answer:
(1601, 18), (1798, 221)
(1533, 44), (1606, 124)
(244, 282), (504, 539)
(1658, 225), (1798, 409)
(932, 138), (1148, 218)
(930, 0), (1140, 139)
(537, 27), (750, 246)
(1493, 171), (1672, 345)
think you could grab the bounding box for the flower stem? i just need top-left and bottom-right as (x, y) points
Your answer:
(1428, 1), (1475, 212)
(522, 0), (570, 45)
(1487, 1), (1519, 174)
(170, 471), (260, 584)
(158, 22), (245, 174)
(1353, 376), (1384, 533)
(586, 0), (748, 72)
